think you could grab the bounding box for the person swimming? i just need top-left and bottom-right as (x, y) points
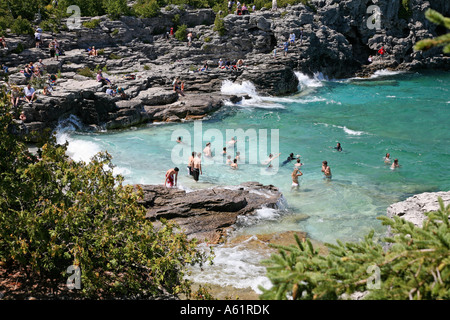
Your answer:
(390, 158), (400, 170)
(334, 142), (342, 152)
(384, 153), (391, 164)
(263, 153), (281, 168)
(281, 153), (296, 166)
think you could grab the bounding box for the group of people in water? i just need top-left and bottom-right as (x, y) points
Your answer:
(165, 140), (402, 190)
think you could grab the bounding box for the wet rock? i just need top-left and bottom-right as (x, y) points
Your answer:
(137, 182), (283, 244)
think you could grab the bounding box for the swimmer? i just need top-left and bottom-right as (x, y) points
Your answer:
(291, 167), (303, 190)
(230, 158), (238, 169)
(235, 151), (241, 162)
(391, 158), (400, 170)
(226, 155), (232, 165)
(334, 142), (342, 152)
(321, 161), (332, 179)
(176, 136), (182, 143)
(263, 152), (281, 167)
(203, 142), (212, 157)
(294, 158), (303, 168)
(222, 147), (227, 155)
(384, 153), (391, 164)
(165, 167), (179, 188)
(281, 153), (296, 166)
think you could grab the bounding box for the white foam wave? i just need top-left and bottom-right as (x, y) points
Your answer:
(187, 242), (272, 293)
(295, 72), (324, 89)
(221, 80), (286, 109)
(315, 122), (369, 136)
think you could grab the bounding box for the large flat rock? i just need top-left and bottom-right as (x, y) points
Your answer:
(137, 182), (283, 244)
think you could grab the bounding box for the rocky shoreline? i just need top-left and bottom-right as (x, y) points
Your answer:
(0, 1), (448, 141)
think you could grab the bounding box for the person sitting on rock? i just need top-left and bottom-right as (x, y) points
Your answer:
(198, 61), (208, 72)
(42, 85), (52, 96)
(10, 86), (21, 108)
(23, 64), (33, 80)
(24, 84), (36, 104)
(242, 4), (249, 15)
(236, 4), (242, 15)
(89, 46), (98, 56)
(236, 59), (244, 70)
(0, 35), (7, 49)
(218, 58), (224, 69)
(117, 87), (127, 99)
(173, 79), (185, 96)
(48, 73), (58, 87)
(19, 111), (27, 122)
(96, 70), (111, 86)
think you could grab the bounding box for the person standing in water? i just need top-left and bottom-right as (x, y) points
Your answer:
(203, 142), (212, 157)
(193, 153), (202, 182)
(294, 158), (303, 168)
(165, 167), (179, 188)
(187, 151), (196, 176)
(322, 161), (332, 179)
(291, 167), (303, 190)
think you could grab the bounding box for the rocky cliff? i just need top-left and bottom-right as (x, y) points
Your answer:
(1, 1), (448, 139)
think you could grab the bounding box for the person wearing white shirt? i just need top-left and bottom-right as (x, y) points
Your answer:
(24, 84), (36, 104)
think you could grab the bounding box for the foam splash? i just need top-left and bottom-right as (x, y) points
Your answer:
(187, 242), (272, 294)
(295, 71), (324, 89)
(54, 115), (130, 177)
(220, 80), (287, 109)
(315, 122), (369, 136)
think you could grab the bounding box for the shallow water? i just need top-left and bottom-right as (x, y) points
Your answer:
(57, 70), (450, 295)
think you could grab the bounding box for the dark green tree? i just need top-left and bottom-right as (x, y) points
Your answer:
(260, 199), (449, 300)
(0, 87), (211, 299)
(414, 9), (450, 54)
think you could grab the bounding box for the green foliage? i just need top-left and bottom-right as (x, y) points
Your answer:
(134, 0), (161, 18)
(213, 13), (226, 36)
(398, 0), (412, 20)
(109, 53), (122, 60)
(175, 24), (188, 41)
(260, 198), (450, 300)
(10, 16), (34, 35)
(103, 0), (130, 20)
(77, 67), (95, 79)
(82, 19), (101, 29)
(0, 88), (211, 299)
(12, 43), (25, 54)
(414, 9), (450, 54)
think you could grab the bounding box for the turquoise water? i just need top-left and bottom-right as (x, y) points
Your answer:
(58, 70), (450, 246)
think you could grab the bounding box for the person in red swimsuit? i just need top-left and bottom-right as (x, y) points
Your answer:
(165, 167), (179, 188)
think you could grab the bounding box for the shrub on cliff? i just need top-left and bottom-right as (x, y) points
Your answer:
(175, 24), (188, 41)
(10, 16), (34, 35)
(260, 198), (450, 300)
(133, 0), (161, 18)
(0, 88), (211, 299)
(414, 9), (450, 54)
